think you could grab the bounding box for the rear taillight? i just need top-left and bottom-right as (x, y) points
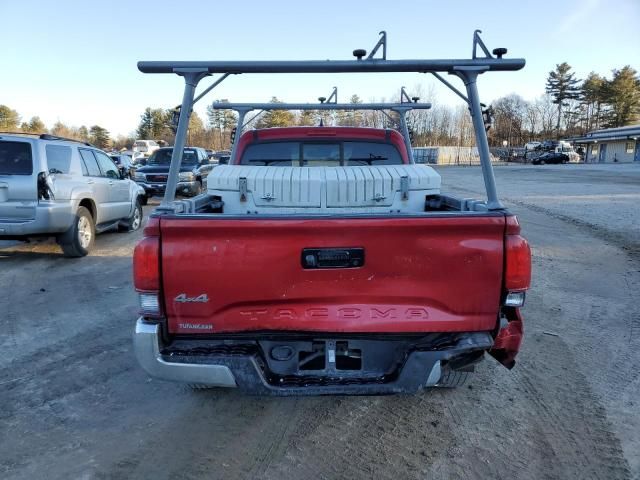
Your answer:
(504, 216), (531, 293)
(133, 218), (162, 317)
(134, 236), (160, 291)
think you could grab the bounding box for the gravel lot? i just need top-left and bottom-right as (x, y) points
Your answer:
(1, 164), (639, 480)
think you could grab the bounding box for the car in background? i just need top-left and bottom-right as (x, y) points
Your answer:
(524, 141), (541, 151)
(109, 153), (133, 178)
(129, 150), (146, 163)
(127, 151), (149, 176)
(0, 133), (146, 257)
(531, 152), (569, 165)
(540, 140), (573, 152)
(133, 146), (214, 198)
(132, 140), (159, 157)
(212, 150), (231, 165)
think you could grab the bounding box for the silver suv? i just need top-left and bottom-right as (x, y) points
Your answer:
(0, 133), (146, 257)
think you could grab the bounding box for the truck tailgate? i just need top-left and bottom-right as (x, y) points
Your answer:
(160, 215), (505, 334)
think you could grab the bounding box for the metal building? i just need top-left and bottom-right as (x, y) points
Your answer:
(571, 125), (640, 163)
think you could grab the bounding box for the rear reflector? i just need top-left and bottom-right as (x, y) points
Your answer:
(505, 234), (531, 291)
(139, 292), (161, 316)
(133, 236), (160, 291)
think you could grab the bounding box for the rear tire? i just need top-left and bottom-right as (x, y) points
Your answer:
(122, 200), (143, 232)
(57, 206), (95, 257)
(435, 370), (470, 388)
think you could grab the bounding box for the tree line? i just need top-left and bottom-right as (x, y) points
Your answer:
(0, 105), (116, 150)
(1, 62), (637, 150)
(484, 63), (639, 147)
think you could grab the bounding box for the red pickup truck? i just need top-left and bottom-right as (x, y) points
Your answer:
(132, 31), (530, 394)
(133, 125), (530, 394)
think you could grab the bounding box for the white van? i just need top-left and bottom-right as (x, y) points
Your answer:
(132, 140), (160, 156)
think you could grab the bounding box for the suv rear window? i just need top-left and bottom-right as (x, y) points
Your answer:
(240, 141), (403, 166)
(45, 145), (72, 173)
(0, 140), (33, 175)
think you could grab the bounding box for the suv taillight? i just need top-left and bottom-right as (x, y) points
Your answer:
(504, 216), (531, 297)
(133, 218), (162, 318)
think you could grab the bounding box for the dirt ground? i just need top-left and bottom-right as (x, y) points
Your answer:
(1, 164), (639, 480)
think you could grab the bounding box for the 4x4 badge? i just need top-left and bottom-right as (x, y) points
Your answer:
(175, 293), (209, 303)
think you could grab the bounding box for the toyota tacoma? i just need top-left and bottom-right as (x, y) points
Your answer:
(132, 31), (531, 395)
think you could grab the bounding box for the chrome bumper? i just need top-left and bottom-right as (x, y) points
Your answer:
(133, 318), (237, 387)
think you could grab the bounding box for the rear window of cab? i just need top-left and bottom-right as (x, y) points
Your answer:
(0, 140), (33, 175)
(240, 141), (403, 166)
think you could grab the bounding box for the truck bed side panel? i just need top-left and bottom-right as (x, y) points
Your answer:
(160, 215), (505, 334)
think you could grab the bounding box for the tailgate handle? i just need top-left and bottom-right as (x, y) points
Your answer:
(302, 248), (365, 269)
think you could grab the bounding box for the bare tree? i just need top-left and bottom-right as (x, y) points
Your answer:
(535, 95), (557, 139)
(490, 94), (527, 147)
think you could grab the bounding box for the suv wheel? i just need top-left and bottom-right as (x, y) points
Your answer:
(122, 200), (143, 232)
(58, 206), (95, 257)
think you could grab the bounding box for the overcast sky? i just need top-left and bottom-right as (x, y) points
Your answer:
(1, 0), (638, 137)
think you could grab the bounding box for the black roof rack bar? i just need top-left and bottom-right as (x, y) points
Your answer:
(39, 134), (94, 147)
(0, 132), (94, 147)
(0, 131), (42, 137)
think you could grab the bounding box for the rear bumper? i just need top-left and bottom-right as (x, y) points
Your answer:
(133, 318), (493, 395)
(134, 320), (237, 387)
(0, 202), (74, 237)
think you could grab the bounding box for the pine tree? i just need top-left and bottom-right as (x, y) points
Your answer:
(23, 116), (46, 133)
(337, 94), (364, 126)
(605, 66), (640, 127)
(152, 109), (170, 138)
(545, 63), (581, 135)
(207, 102), (237, 149)
(89, 125), (111, 149)
(0, 105), (20, 131)
(137, 108), (153, 139)
(77, 126), (89, 142)
(580, 72), (607, 130)
(255, 97), (295, 128)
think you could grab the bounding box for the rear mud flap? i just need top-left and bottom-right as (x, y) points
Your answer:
(489, 308), (523, 369)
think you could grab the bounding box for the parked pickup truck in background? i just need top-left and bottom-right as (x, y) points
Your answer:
(133, 147), (214, 199)
(133, 126), (531, 394)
